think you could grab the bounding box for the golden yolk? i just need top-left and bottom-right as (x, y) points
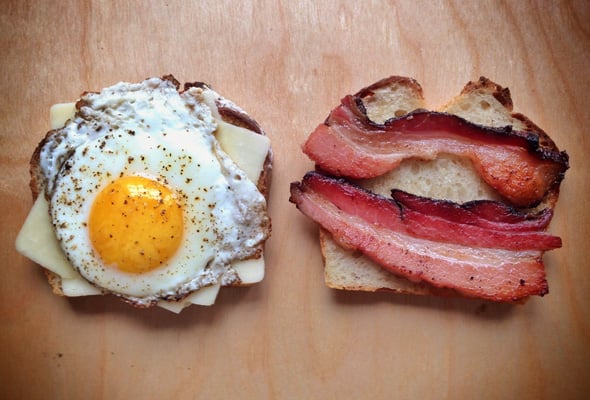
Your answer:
(88, 176), (184, 274)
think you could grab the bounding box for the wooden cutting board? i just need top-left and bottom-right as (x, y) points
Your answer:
(1, 1), (589, 398)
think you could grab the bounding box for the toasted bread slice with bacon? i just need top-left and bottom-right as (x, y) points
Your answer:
(292, 76), (568, 300)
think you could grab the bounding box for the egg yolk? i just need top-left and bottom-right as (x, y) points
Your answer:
(88, 176), (184, 274)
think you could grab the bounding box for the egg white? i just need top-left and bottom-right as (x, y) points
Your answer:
(45, 78), (269, 306)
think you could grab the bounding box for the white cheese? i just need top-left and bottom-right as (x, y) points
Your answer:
(15, 195), (101, 296)
(50, 102), (76, 130)
(61, 278), (102, 296)
(16, 195), (81, 281)
(158, 283), (222, 313)
(216, 120), (270, 184)
(232, 258), (265, 284)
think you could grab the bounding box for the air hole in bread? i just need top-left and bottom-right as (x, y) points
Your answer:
(410, 163), (421, 174)
(479, 100), (490, 109)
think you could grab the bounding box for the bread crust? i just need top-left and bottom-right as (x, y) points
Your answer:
(29, 75), (272, 297)
(355, 75), (424, 100)
(460, 76), (514, 110)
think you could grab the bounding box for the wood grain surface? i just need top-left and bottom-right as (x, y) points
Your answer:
(1, 1), (589, 399)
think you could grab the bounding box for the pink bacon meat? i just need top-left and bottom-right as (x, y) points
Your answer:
(302, 95), (569, 207)
(289, 171), (559, 302)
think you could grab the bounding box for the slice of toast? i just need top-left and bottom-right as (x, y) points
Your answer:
(28, 76), (272, 297)
(321, 76), (561, 295)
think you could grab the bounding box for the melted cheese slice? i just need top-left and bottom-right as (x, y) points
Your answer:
(17, 98), (269, 311)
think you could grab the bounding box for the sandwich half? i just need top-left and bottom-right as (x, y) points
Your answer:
(16, 75), (272, 312)
(290, 76), (568, 302)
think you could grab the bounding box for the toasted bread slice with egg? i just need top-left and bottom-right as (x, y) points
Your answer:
(19, 75), (272, 311)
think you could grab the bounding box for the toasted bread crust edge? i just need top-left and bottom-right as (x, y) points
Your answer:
(355, 75), (424, 100)
(461, 76), (514, 110)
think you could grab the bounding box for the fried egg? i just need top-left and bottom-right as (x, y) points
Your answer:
(38, 77), (270, 306)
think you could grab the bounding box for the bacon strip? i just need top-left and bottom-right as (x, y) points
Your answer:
(390, 190), (554, 232)
(303, 95), (569, 207)
(289, 172), (552, 302)
(305, 172), (561, 250)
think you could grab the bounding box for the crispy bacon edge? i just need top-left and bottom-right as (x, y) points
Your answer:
(289, 171), (554, 302)
(390, 190), (554, 232)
